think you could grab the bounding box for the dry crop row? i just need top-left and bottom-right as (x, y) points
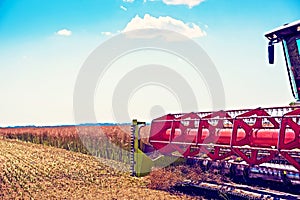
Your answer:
(0, 126), (133, 164)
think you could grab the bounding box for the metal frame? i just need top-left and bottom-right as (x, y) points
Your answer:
(149, 106), (300, 172)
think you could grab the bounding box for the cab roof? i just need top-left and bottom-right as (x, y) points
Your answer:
(265, 20), (300, 41)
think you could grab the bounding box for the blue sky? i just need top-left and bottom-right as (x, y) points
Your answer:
(0, 0), (299, 126)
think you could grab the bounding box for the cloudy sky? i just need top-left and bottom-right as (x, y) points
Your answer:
(0, 0), (299, 126)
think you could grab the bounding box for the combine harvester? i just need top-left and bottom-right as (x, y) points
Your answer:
(130, 20), (300, 187)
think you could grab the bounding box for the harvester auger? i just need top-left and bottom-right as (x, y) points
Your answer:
(130, 20), (300, 184)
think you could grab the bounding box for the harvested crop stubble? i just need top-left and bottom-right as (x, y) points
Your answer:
(0, 139), (196, 199)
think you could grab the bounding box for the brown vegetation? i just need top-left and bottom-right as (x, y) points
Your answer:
(0, 126), (132, 163)
(147, 165), (228, 191)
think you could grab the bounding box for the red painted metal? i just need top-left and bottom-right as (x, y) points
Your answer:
(149, 106), (300, 171)
(278, 108), (300, 171)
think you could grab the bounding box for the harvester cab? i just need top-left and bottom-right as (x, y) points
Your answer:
(265, 20), (300, 101)
(130, 20), (300, 185)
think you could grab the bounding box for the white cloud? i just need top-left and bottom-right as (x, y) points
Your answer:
(162, 0), (205, 8)
(122, 14), (206, 38)
(101, 31), (113, 36)
(56, 29), (72, 36)
(120, 5), (128, 11)
(123, 0), (134, 2)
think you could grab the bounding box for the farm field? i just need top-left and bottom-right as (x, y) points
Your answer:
(0, 125), (132, 151)
(0, 125), (150, 157)
(0, 138), (196, 199)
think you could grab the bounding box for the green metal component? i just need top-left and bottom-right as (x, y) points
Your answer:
(134, 148), (154, 177)
(153, 155), (186, 168)
(131, 119), (153, 177)
(131, 119), (186, 177)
